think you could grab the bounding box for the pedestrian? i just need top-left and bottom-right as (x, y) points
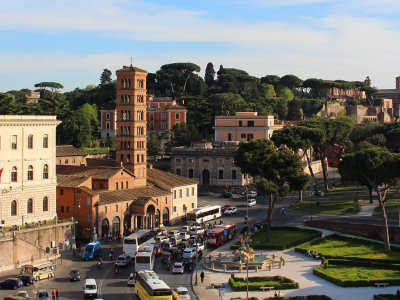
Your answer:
(274, 291), (277, 297)
(56, 288), (60, 300)
(200, 271), (205, 283)
(51, 289), (56, 300)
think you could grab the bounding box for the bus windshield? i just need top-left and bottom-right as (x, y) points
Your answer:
(136, 256), (150, 263)
(124, 239), (136, 244)
(84, 247), (94, 253)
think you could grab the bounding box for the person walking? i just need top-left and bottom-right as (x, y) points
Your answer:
(51, 289), (56, 300)
(200, 271), (205, 283)
(56, 288), (60, 300)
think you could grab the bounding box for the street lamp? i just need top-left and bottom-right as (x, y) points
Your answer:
(73, 195), (81, 242)
(246, 254), (249, 300)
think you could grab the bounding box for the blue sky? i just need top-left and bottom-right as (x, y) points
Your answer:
(1, 0), (400, 92)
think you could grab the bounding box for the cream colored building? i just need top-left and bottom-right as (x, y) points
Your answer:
(0, 115), (60, 227)
(214, 112), (283, 144)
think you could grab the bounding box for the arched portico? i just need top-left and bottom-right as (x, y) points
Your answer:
(112, 216), (120, 236)
(101, 218), (109, 238)
(162, 207), (170, 226)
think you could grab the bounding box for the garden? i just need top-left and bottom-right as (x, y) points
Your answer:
(229, 275), (299, 291)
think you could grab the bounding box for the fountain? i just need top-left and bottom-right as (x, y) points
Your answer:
(233, 233), (255, 263)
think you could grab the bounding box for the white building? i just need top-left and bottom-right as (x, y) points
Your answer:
(0, 115), (60, 227)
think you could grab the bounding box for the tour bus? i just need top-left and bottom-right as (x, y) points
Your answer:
(21, 262), (55, 281)
(123, 229), (154, 257)
(134, 239), (156, 272)
(82, 241), (101, 260)
(206, 223), (237, 247)
(135, 270), (172, 300)
(187, 205), (222, 224)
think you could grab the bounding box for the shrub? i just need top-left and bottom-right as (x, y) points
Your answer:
(229, 276), (299, 291)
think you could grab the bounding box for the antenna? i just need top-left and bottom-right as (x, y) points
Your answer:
(130, 56), (133, 67)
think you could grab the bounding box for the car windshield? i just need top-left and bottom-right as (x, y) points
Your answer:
(86, 284), (96, 289)
(179, 290), (189, 295)
(38, 292), (48, 297)
(70, 270), (79, 274)
(117, 257), (126, 261)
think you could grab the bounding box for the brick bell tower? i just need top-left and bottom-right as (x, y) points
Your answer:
(115, 64), (148, 187)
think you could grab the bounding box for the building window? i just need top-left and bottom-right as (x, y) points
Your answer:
(218, 169), (224, 180)
(11, 135), (17, 150)
(105, 206), (107, 214)
(176, 159), (181, 163)
(66, 206), (69, 213)
(173, 206), (176, 213)
(126, 181), (128, 189)
(28, 134), (33, 149)
(106, 122), (110, 129)
(203, 159), (209, 163)
(241, 133), (246, 138)
(60, 206), (64, 213)
(65, 159), (68, 164)
(186, 188), (189, 197)
(11, 166), (17, 182)
(248, 121), (254, 127)
(27, 198), (33, 214)
(176, 168), (181, 176)
(87, 213), (91, 222)
(43, 197), (49, 211)
(11, 200), (17, 216)
(179, 189), (182, 198)
(175, 113), (179, 119)
(116, 204), (118, 212)
(126, 203), (128, 209)
(27, 165), (33, 181)
(247, 133), (254, 141)
(106, 113), (110, 120)
(116, 182), (118, 190)
(239, 121), (242, 127)
(86, 197), (91, 206)
(188, 169), (194, 178)
(232, 169), (237, 180)
(43, 134), (48, 148)
(228, 133), (232, 141)
(173, 190), (176, 199)
(60, 188), (64, 195)
(192, 187), (195, 196)
(43, 164), (49, 179)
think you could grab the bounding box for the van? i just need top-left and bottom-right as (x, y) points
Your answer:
(82, 241), (101, 261)
(83, 278), (98, 298)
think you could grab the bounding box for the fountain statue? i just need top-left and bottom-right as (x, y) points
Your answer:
(233, 232), (255, 263)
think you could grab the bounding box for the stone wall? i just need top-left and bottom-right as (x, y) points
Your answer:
(0, 222), (72, 271)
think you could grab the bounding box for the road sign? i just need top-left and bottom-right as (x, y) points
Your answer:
(219, 288), (225, 297)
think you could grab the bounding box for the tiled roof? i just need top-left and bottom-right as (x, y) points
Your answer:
(147, 168), (198, 188)
(56, 145), (87, 157)
(57, 175), (89, 188)
(78, 186), (98, 196)
(116, 65), (147, 73)
(98, 186), (169, 205)
(56, 165), (133, 180)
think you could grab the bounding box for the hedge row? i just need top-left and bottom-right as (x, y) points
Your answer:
(230, 296), (333, 300)
(313, 267), (400, 287)
(373, 295), (400, 300)
(229, 276), (299, 291)
(326, 259), (400, 270)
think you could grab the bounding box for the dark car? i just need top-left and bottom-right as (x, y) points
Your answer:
(17, 275), (35, 286)
(0, 278), (23, 290)
(182, 258), (194, 272)
(69, 269), (80, 282)
(220, 190), (233, 198)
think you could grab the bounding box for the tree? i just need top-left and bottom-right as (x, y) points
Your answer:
(272, 126), (324, 195)
(339, 148), (400, 252)
(165, 124), (201, 153)
(204, 62), (216, 87)
(262, 84), (275, 99)
(0, 93), (18, 114)
(278, 86), (294, 101)
(100, 69), (112, 86)
(208, 93), (247, 116)
(260, 75), (281, 88)
(34, 82), (64, 98)
(279, 74), (303, 94)
(157, 63), (201, 96)
(147, 133), (161, 158)
(235, 139), (310, 239)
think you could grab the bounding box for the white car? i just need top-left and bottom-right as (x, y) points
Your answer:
(224, 207), (238, 215)
(172, 262), (184, 274)
(169, 230), (180, 238)
(182, 248), (197, 259)
(192, 243), (204, 252)
(245, 198), (256, 207)
(190, 226), (204, 235)
(173, 286), (191, 300)
(246, 191), (257, 198)
(155, 236), (169, 244)
(178, 232), (190, 241)
(115, 254), (132, 267)
(127, 273), (136, 286)
(181, 225), (191, 232)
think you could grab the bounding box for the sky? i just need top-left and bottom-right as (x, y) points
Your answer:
(1, 0), (400, 92)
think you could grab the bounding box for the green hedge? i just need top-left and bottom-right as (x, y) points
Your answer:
(80, 147), (110, 155)
(229, 276), (299, 291)
(325, 259), (400, 270)
(373, 295), (400, 300)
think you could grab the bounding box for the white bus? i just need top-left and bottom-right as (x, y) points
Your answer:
(187, 205), (222, 224)
(123, 230), (154, 257)
(134, 239), (156, 272)
(135, 270), (172, 300)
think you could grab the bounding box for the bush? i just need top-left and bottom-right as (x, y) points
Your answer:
(229, 276), (299, 291)
(374, 295), (400, 300)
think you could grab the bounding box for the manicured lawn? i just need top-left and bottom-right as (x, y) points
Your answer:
(326, 184), (359, 192)
(374, 199), (400, 219)
(290, 199), (360, 215)
(298, 235), (400, 260)
(316, 265), (400, 281)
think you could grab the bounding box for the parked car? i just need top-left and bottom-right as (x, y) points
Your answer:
(69, 268), (81, 282)
(178, 232), (190, 241)
(172, 262), (184, 274)
(222, 204), (233, 212)
(246, 191), (257, 198)
(192, 242), (205, 252)
(15, 291), (29, 299)
(182, 248), (197, 259)
(155, 236), (169, 244)
(224, 207), (238, 215)
(170, 237), (181, 245)
(17, 275), (35, 286)
(173, 286), (191, 300)
(245, 198), (256, 207)
(155, 229), (167, 236)
(115, 254), (132, 267)
(127, 273), (136, 287)
(161, 252), (172, 264)
(181, 225), (191, 232)
(220, 190), (233, 198)
(189, 226), (204, 235)
(36, 289), (49, 300)
(0, 278), (23, 290)
(168, 230), (180, 238)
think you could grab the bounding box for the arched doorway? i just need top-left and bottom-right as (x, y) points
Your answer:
(155, 209), (160, 228)
(146, 205), (156, 229)
(101, 218), (109, 238)
(136, 216), (142, 229)
(112, 216), (120, 236)
(162, 208), (169, 226)
(123, 214), (132, 236)
(202, 169), (210, 185)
